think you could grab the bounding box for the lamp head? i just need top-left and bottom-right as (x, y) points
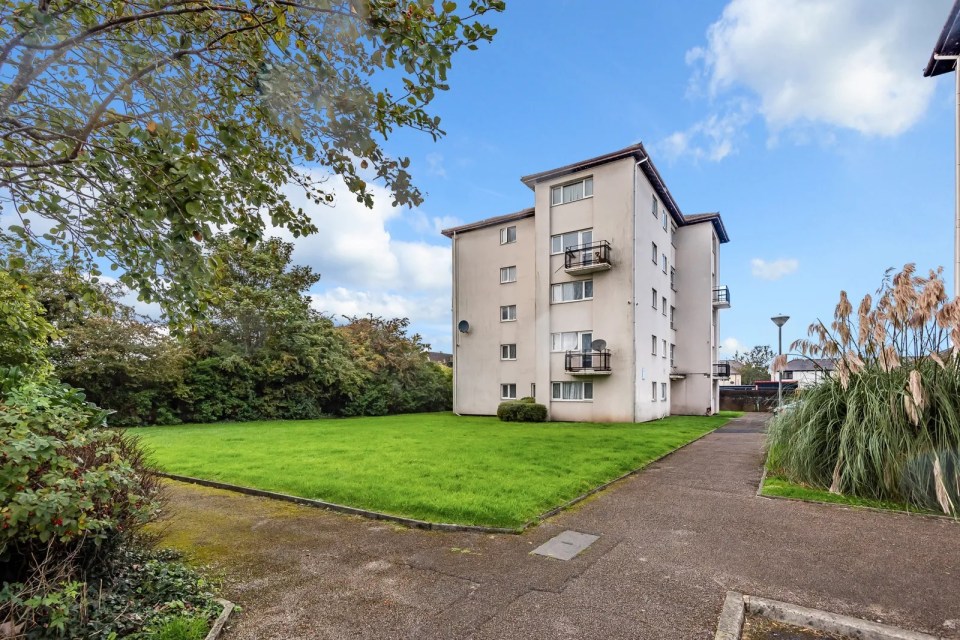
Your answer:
(771, 315), (790, 328)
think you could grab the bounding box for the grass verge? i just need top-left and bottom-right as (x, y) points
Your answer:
(760, 474), (943, 516)
(131, 411), (740, 529)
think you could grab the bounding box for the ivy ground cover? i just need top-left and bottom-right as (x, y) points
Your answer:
(131, 412), (739, 529)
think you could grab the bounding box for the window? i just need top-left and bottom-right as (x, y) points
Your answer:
(530, 383), (536, 398)
(551, 331), (592, 352)
(671, 224), (677, 247)
(651, 381), (657, 401)
(651, 335), (657, 356)
(550, 228), (592, 254)
(662, 254), (667, 273)
(652, 195), (658, 219)
(670, 306), (675, 329)
(661, 297), (667, 316)
(651, 242), (658, 264)
(551, 176), (593, 205)
(500, 226), (516, 245)
(500, 266), (517, 283)
(670, 267), (676, 290)
(652, 288), (658, 309)
(670, 344), (675, 367)
(501, 344), (517, 360)
(783, 371), (794, 380)
(662, 210), (668, 231)
(551, 381), (593, 401)
(660, 383), (667, 401)
(501, 383), (517, 400)
(551, 279), (593, 303)
(500, 305), (516, 321)
(662, 339), (667, 358)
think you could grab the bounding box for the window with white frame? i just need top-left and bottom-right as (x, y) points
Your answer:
(651, 242), (658, 264)
(551, 177), (593, 206)
(651, 381), (657, 400)
(500, 305), (516, 321)
(550, 331), (592, 352)
(660, 382), (667, 401)
(500, 266), (517, 283)
(501, 344), (517, 360)
(661, 297), (667, 315)
(670, 344), (675, 367)
(501, 383), (517, 400)
(670, 306), (675, 329)
(670, 267), (676, 290)
(500, 226), (516, 245)
(551, 381), (593, 401)
(671, 223), (677, 247)
(652, 288), (658, 309)
(662, 339), (667, 358)
(651, 195), (658, 219)
(661, 254), (667, 273)
(662, 210), (668, 231)
(550, 228), (593, 254)
(551, 280), (593, 303)
(651, 335), (657, 355)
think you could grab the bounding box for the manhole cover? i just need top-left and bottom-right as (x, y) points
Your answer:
(531, 530), (599, 561)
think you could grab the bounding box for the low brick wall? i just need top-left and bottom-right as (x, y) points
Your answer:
(720, 388), (793, 413)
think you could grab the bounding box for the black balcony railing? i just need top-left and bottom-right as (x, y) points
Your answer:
(565, 350), (612, 373)
(713, 286), (731, 306)
(564, 240), (611, 270)
(713, 362), (731, 378)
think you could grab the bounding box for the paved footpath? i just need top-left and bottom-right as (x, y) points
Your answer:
(160, 414), (960, 639)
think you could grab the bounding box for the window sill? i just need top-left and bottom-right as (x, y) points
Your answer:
(551, 399), (593, 403)
(500, 319), (517, 323)
(550, 298), (593, 305)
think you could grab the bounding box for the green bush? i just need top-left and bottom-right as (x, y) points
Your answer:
(497, 401), (548, 422)
(768, 265), (960, 515)
(517, 396), (536, 404)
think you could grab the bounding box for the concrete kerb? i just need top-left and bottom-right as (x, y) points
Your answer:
(204, 599), (235, 640)
(715, 591), (942, 640)
(155, 420), (731, 535)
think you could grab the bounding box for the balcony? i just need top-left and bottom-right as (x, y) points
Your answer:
(565, 350), (612, 376)
(564, 241), (612, 275)
(713, 362), (731, 379)
(712, 286), (731, 309)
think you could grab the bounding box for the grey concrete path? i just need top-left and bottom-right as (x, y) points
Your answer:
(160, 413), (960, 639)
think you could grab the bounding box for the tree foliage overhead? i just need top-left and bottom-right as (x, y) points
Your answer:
(0, 0), (504, 322)
(733, 344), (775, 384)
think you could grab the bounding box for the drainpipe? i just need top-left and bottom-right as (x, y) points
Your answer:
(633, 156), (649, 422)
(935, 53), (960, 299)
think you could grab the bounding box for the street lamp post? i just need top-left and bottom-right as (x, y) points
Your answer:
(771, 315), (790, 409)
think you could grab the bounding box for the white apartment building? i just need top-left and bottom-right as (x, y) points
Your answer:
(441, 144), (730, 422)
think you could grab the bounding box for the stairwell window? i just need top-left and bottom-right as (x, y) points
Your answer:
(670, 306), (675, 329)
(670, 267), (676, 290)
(652, 242), (658, 264)
(501, 383), (517, 400)
(662, 297), (667, 316)
(551, 381), (593, 401)
(651, 335), (657, 356)
(652, 195), (658, 219)
(551, 280), (593, 303)
(500, 266), (517, 283)
(500, 226), (517, 244)
(652, 288), (658, 309)
(501, 344), (517, 360)
(662, 339), (667, 359)
(551, 177), (593, 206)
(500, 305), (516, 321)
(670, 344), (675, 366)
(651, 381), (657, 401)
(661, 383), (667, 401)
(662, 254), (668, 273)
(662, 210), (668, 231)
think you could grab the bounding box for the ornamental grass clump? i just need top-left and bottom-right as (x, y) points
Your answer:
(767, 264), (960, 515)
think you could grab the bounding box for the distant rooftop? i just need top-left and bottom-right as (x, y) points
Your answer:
(441, 143), (729, 243)
(785, 358), (836, 372)
(925, 0), (960, 77)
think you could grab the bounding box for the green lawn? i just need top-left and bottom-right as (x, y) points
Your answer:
(131, 412), (739, 528)
(761, 474), (941, 515)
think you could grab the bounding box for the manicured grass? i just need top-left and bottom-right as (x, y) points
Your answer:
(761, 474), (942, 515)
(131, 412), (740, 528)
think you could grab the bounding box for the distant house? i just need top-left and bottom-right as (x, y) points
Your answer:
(782, 358), (835, 388)
(427, 351), (453, 367)
(717, 360), (744, 386)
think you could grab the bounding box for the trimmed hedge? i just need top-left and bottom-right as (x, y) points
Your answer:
(497, 401), (548, 422)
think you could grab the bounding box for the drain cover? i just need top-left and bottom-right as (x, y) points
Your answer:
(531, 530), (599, 561)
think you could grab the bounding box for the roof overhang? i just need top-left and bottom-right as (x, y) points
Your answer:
(440, 207), (535, 238)
(925, 0), (960, 77)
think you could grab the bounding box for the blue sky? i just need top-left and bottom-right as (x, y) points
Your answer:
(294, 0), (956, 356)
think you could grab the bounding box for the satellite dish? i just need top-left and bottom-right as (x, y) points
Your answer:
(457, 320), (470, 334)
(590, 339), (607, 351)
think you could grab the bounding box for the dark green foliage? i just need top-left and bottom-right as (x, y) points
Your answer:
(497, 401), (548, 422)
(517, 397), (536, 404)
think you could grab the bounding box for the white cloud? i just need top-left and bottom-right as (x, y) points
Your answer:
(663, 0), (950, 160)
(409, 210), (462, 237)
(751, 257), (799, 281)
(720, 337), (746, 357)
(425, 152), (447, 178)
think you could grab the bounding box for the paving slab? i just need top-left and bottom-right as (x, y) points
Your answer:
(531, 530), (600, 561)
(156, 413), (960, 639)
